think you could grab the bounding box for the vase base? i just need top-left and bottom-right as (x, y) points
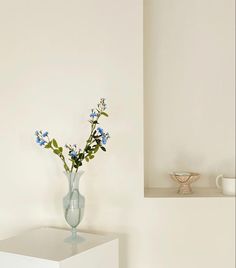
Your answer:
(64, 228), (85, 244)
(64, 234), (85, 244)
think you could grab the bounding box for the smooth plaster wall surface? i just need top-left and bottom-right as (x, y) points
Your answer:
(144, 0), (235, 187)
(0, 1), (235, 268)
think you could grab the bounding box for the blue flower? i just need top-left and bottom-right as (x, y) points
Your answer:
(69, 151), (77, 158)
(102, 136), (107, 145)
(42, 131), (48, 137)
(35, 130), (39, 135)
(39, 140), (46, 146)
(97, 127), (104, 135)
(90, 111), (97, 119)
(36, 137), (41, 144)
(101, 132), (110, 145)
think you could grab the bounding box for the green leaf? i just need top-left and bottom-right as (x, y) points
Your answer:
(85, 145), (92, 153)
(44, 142), (51, 149)
(95, 139), (100, 144)
(101, 146), (106, 152)
(101, 112), (108, 117)
(59, 147), (63, 153)
(79, 153), (84, 160)
(53, 149), (60, 154)
(93, 144), (99, 153)
(85, 157), (89, 162)
(89, 155), (94, 159)
(52, 139), (58, 148)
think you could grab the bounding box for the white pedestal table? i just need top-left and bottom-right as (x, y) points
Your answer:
(0, 227), (119, 268)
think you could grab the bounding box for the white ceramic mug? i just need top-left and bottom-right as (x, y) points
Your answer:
(216, 175), (236, 196)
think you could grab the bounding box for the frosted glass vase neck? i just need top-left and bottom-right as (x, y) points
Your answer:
(64, 171), (84, 191)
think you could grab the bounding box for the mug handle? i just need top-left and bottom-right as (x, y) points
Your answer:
(216, 174), (223, 189)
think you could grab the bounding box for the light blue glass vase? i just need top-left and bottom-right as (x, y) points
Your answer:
(63, 171), (85, 242)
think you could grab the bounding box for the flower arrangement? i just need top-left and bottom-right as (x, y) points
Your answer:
(35, 98), (110, 173)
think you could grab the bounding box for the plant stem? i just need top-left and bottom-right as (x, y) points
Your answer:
(74, 113), (102, 174)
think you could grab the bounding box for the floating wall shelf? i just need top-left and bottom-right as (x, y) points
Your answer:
(144, 187), (235, 198)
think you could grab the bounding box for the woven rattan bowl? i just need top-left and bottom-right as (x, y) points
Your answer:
(170, 172), (200, 195)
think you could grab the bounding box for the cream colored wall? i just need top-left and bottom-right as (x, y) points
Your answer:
(0, 1), (235, 268)
(144, 0), (235, 187)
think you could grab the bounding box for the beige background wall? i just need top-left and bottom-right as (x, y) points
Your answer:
(0, 1), (235, 268)
(144, 0), (235, 187)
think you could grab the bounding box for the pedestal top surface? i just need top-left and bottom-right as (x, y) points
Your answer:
(0, 227), (115, 261)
